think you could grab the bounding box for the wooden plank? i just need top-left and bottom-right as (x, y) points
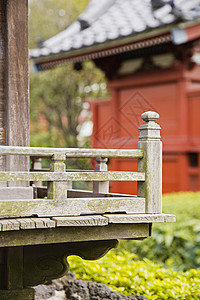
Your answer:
(38, 218), (56, 228)
(52, 216), (108, 227)
(0, 146), (143, 158)
(0, 197), (145, 217)
(30, 218), (46, 229)
(5, 0), (29, 186)
(67, 189), (137, 198)
(0, 187), (33, 200)
(6, 219), (20, 230)
(104, 213), (176, 223)
(0, 223), (150, 247)
(0, 171), (145, 182)
(17, 218), (36, 230)
(0, 219), (20, 231)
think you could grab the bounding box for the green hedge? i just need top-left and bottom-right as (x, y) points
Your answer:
(118, 192), (200, 270)
(68, 192), (200, 299)
(68, 251), (200, 300)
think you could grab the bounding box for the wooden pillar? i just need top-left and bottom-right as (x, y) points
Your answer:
(0, 0), (29, 187)
(0, 1), (6, 186)
(0, 247), (35, 299)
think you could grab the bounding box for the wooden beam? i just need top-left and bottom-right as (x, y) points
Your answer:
(0, 196), (146, 217)
(0, 223), (150, 247)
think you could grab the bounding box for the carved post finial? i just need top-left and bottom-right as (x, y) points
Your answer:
(138, 111), (162, 213)
(139, 111), (161, 141)
(141, 111), (159, 122)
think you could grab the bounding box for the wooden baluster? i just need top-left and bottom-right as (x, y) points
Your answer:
(93, 157), (109, 193)
(137, 111), (162, 213)
(47, 153), (67, 201)
(31, 157), (42, 187)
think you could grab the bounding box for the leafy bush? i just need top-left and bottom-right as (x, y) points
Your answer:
(68, 251), (200, 300)
(118, 192), (200, 270)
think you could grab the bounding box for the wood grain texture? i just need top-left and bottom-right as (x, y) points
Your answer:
(0, 219), (20, 231)
(5, 0), (29, 186)
(0, 145), (143, 158)
(104, 213), (176, 223)
(0, 197), (146, 217)
(52, 215), (108, 227)
(0, 1), (6, 186)
(0, 212), (175, 232)
(0, 171), (145, 182)
(0, 223), (150, 247)
(137, 112), (162, 213)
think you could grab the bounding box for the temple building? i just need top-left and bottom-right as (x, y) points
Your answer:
(31, 0), (200, 193)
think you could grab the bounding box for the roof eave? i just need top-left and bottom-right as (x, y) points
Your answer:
(32, 19), (200, 70)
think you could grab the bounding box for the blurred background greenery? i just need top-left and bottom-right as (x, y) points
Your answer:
(29, 0), (108, 149)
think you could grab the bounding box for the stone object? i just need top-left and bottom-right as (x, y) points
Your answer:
(34, 272), (149, 300)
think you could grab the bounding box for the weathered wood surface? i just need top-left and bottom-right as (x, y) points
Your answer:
(5, 247), (23, 290)
(0, 289), (34, 300)
(0, 171), (145, 182)
(52, 215), (108, 226)
(5, 0), (29, 186)
(93, 157), (109, 193)
(0, 1), (6, 187)
(137, 111), (162, 213)
(0, 187), (33, 200)
(104, 213), (176, 223)
(0, 223), (150, 247)
(0, 146), (143, 158)
(0, 197), (146, 217)
(0, 213), (175, 232)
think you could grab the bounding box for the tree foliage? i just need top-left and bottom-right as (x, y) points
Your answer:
(29, 0), (108, 149)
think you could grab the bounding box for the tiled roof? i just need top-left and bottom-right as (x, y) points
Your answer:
(30, 0), (200, 65)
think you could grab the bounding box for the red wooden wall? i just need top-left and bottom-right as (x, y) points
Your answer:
(91, 64), (200, 194)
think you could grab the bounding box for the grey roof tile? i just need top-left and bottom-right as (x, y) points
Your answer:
(30, 0), (200, 61)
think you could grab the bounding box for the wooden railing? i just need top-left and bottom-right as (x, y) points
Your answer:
(0, 111), (162, 217)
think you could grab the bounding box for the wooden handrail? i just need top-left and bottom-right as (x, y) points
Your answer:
(0, 171), (145, 182)
(0, 146), (143, 158)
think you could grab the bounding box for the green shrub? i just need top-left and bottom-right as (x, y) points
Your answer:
(68, 250), (200, 300)
(118, 192), (200, 270)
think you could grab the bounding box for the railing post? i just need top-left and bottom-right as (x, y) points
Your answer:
(93, 157), (109, 193)
(137, 111), (162, 213)
(47, 153), (67, 200)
